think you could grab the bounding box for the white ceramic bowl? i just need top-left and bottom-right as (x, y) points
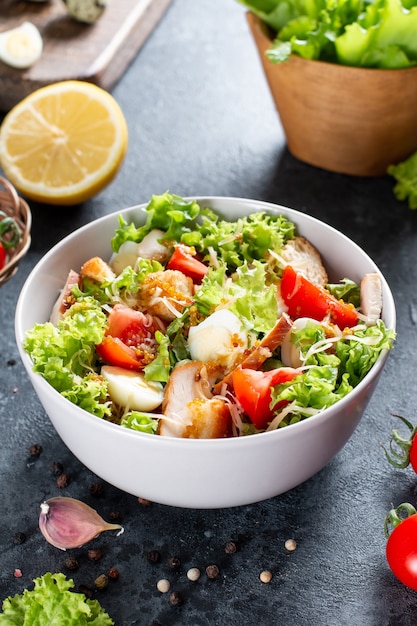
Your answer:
(15, 198), (396, 508)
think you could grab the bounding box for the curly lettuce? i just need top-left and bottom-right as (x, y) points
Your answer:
(0, 572), (114, 625)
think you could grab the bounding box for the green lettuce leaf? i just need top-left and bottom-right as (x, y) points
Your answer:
(0, 572), (114, 625)
(120, 411), (159, 434)
(388, 151), (417, 209)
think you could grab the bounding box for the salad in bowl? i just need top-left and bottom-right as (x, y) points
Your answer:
(22, 192), (395, 440)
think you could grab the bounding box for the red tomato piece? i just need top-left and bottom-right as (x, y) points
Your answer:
(167, 244), (208, 282)
(96, 336), (144, 370)
(96, 305), (163, 370)
(232, 366), (300, 430)
(280, 265), (358, 329)
(0, 243), (6, 270)
(386, 504), (417, 591)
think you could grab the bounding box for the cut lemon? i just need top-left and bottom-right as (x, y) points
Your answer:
(0, 80), (128, 205)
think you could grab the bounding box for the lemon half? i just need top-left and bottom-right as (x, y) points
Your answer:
(0, 81), (128, 205)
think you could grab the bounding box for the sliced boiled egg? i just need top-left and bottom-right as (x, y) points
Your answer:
(0, 22), (43, 69)
(188, 309), (247, 370)
(101, 365), (164, 412)
(109, 241), (140, 275)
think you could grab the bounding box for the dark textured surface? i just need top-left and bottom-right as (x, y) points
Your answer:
(1, 1), (417, 624)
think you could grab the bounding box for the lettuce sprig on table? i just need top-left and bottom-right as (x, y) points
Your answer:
(0, 573), (114, 625)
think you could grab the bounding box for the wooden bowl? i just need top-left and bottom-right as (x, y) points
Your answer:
(0, 177), (32, 287)
(247, 12), (417, 177)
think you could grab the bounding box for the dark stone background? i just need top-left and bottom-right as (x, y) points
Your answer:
(1, 1), (416, 624)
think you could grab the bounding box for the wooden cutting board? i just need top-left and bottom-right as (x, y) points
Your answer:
(0, 0), (172, 111)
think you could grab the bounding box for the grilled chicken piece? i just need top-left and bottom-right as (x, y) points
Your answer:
(280, 236), (328, 287)
(360, 273), (382, 324)
(80, 256), (116, 284)
(49, 269), (81, 325)
(159, 361), (230, 439)
(138, 269), (194, 322)
(213, 313), (293, 393)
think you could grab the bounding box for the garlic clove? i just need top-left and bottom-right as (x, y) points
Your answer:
(39, 496), (124, 551)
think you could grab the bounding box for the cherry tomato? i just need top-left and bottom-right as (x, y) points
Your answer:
(385, 414), (417, 473)
(0, 243), (6, 270)
(96, 305), (163, 370)
(385, 503), (417, 590)
(167, 244), (208, 282)
(280, 265), (358, 329)
(232, 366), (300, 430)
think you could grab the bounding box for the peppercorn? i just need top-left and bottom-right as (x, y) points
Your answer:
(205, 564), (220, 579)
(169, 591), (184, 607)
(167, 556), (181, 571)
(88, 548), (103, 561)
(29, 443), (42, 457)
(65, 556), (79, 571)
(225, 540), (238, 554)
(94, 574), (108, 590)
(7, 358), (16, 366)
(147, 550), (161, 563)
(50, 461), (64, 476)
(88, 482), (104, 496)
(157, 578), (171, 593)
(79, 584), (93, 598)
(186, 567), (200, 582)
(285, 538), (297, 551)
(56, 472), (71, 488)
(260, 570), (273, 583)
(13, 532), (26, 545)
(109, 511), (122, 523)
(108, 567), (119, 580)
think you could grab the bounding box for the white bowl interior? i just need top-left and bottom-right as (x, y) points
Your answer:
(15, 198), (396, 508)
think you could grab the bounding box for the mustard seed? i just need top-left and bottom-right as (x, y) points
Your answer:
(56, 472), (71, 488)
(260, 570), (272, 583)
(29, 443), (42, 457)
(49, 461), (64, 476)
(88, 548), (103, 561)
(225, 540), (237, 554)
(167, 556), (181, 571)
(157, 578), (171, 593)
(147, 549), (161, 563)
(65, 556), (79, 570)
(88, 482), (104, 496)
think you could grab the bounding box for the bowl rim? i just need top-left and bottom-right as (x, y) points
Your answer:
(15, 195), (396, 448)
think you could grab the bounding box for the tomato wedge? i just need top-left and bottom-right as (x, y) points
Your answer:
(96, 336), (144, 370)
(232, 366), (300, 430)
(96, 305), (162, 370)
(167, 244), (208, 282)
(0, 243), (6, 270)
(280, 265), (358, 329)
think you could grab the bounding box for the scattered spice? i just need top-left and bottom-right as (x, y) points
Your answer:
(29, 443), (42, 457)
(88, 548), (103, 561)
(13, 532), (26, 545)
(49, 461), (64, 476)
(259, 570), (273, 584)
(147, 550), (161, 564)
(205, 564), (220, 580)
(13, 569), (23, 578)
(285, 538), (297, 552)
(56, 472), (71, 489)
(156, 578), (171, 593)
(108, 511), (123, 523)
(7, 358), (16, 366)
(65, 556), (79, 571)
(94, 574), (108, 590)
(225, 540), (238, 554)
(79, 584), (93, 598)
(169, 590), (184, 607)
(186, 567), (200, 582)
(88, 482), (104, 496)
(108, 567), (119, 580)
(167, 556), (181, 571)
(138, 497), (152, 506)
